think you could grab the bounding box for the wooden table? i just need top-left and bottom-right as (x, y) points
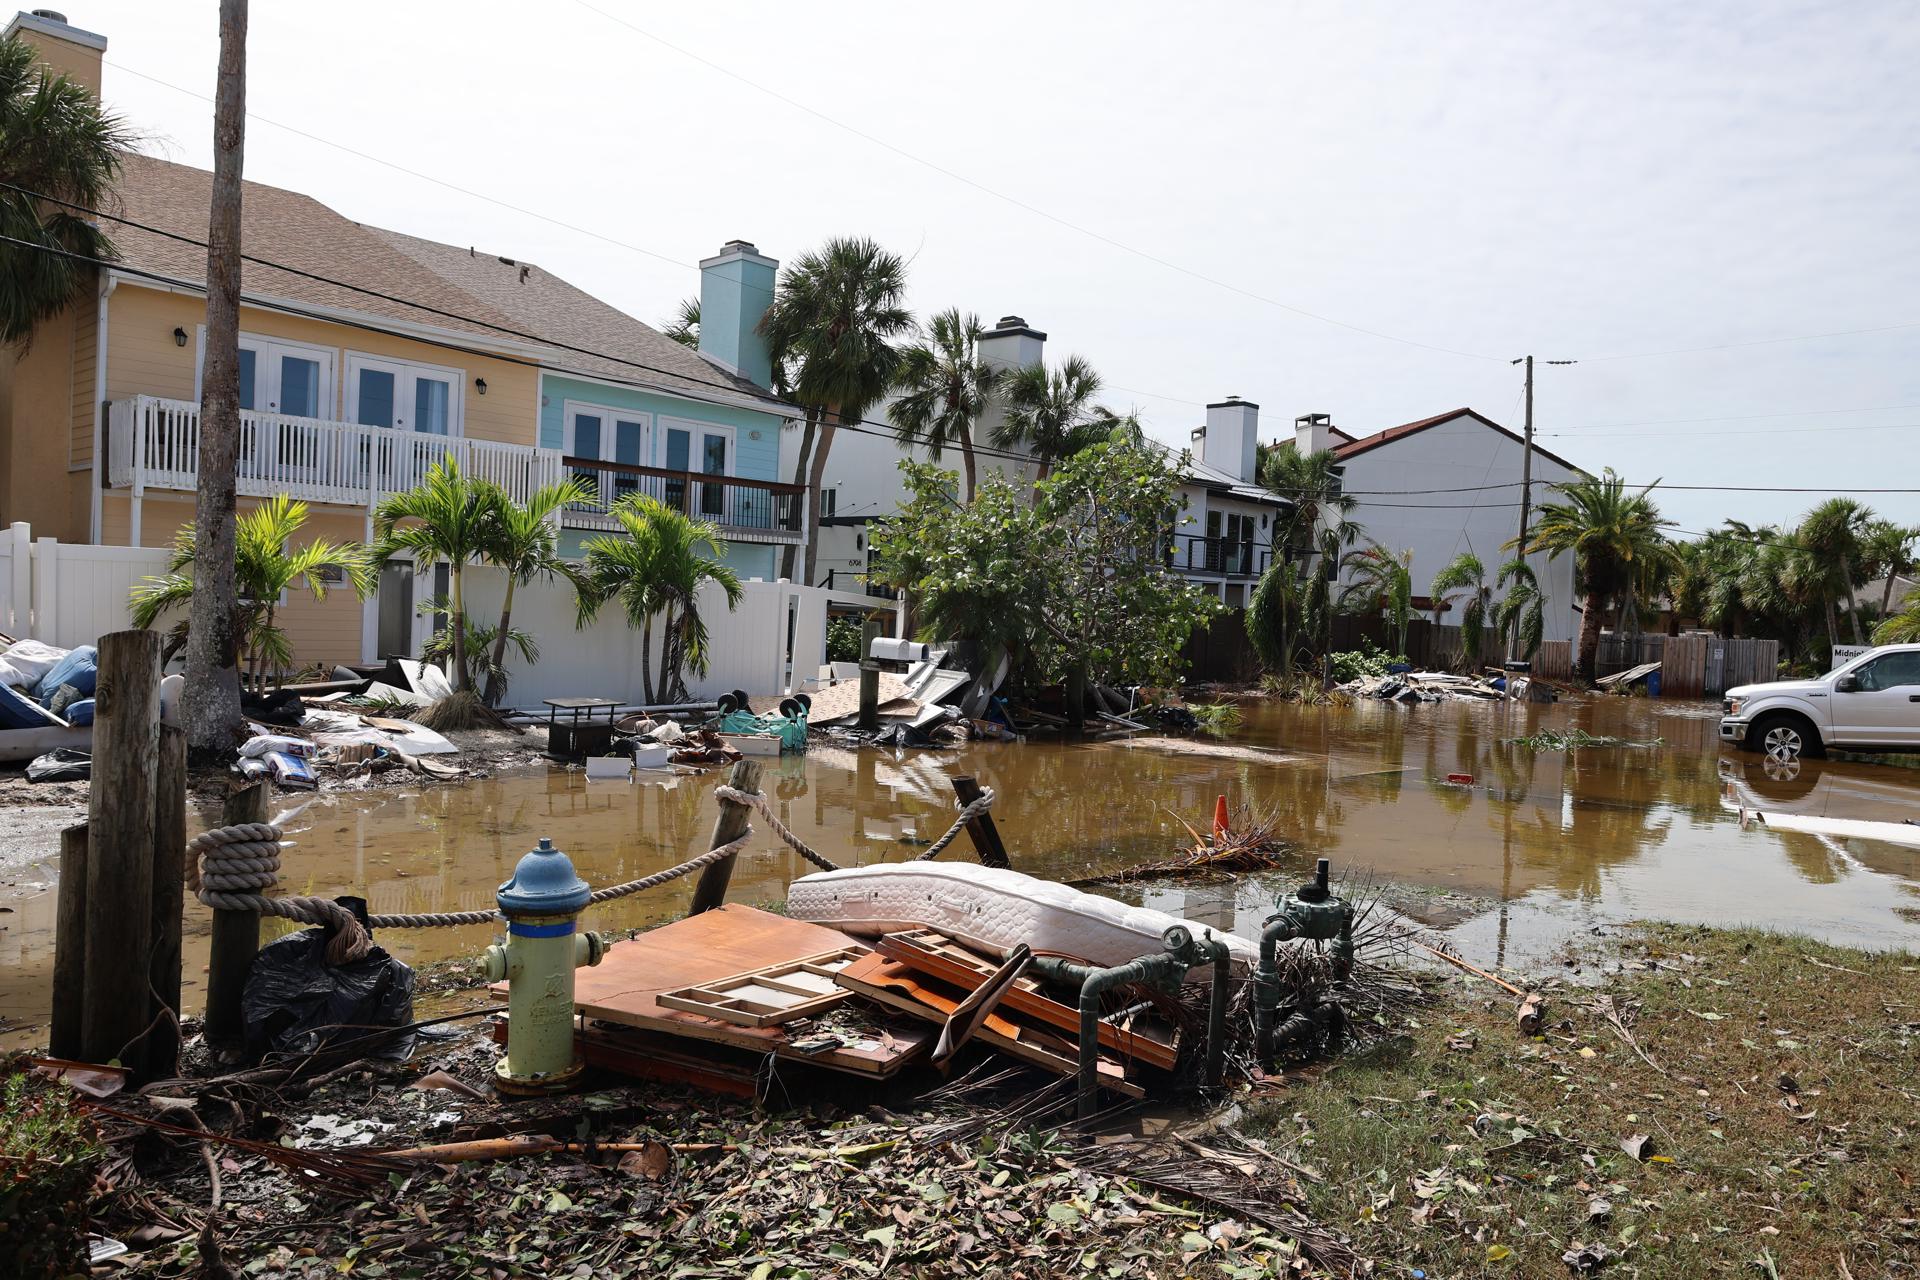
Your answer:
(543, 696), (621, 760)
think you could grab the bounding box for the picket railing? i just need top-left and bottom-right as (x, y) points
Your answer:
(106, 396), (565, 509)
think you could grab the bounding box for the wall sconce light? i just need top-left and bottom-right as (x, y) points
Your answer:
(172, 326), (188, 348)
(474, 377), (487, 395)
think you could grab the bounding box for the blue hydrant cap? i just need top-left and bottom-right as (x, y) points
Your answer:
(497, 837), (591, 914)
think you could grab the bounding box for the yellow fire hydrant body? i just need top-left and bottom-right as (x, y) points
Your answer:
(483, 838), (604, 1094)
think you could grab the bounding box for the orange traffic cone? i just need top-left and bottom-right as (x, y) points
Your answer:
(1212, 794), (1230, 843)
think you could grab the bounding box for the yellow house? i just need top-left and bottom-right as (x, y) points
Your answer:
(0, 11), (802, 672)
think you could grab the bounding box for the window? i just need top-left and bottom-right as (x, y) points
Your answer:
(345, 354), (463, 436)
(1855, 652), (1920, 690)
(820, 488), (837, 517)
(564, 402), (655, 507)
(199, 332), (335, 418)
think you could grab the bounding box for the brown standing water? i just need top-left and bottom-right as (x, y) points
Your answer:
(4, 696), (1917, 1047)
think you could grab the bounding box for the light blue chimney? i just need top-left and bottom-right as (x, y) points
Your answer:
(698, 240), (777, 389)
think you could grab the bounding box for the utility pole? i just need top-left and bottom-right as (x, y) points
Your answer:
(182, 0), (249, 756)
(1507, 355), (1574, 661)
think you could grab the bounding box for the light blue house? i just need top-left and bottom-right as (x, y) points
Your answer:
(532, 240), (801, 581)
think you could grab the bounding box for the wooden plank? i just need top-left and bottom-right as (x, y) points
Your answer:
(874, 930), (1177, 1070)
(657, 950), (864, 1027)
(835, 952), (1144, 1097)
(496, 904), (927, 1079)
(146, 725), (188, 1080)
(49, 823), (88, 1060)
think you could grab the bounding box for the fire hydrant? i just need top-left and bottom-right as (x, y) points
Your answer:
(482, 838), (605, 1095)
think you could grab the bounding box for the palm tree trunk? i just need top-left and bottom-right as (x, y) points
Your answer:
(1577, 591), (1605, 681)
(1825, 597), (1840, 647)
(448, 563), (470, 692)
(1842, 573), (1865, 644)
(482, 578), (516, 707)
(181, 0), (250, 757)
(1031, 459), (1052, 507)
(959, 429), (978, 503)
(802, 413), (837, 586)
(780, 408), (819, 580)
(640, 614), (656, 707)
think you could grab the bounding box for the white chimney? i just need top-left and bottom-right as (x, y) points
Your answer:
(1294, 412), (1333, 457)
(1201, 397), (1260, 483)
(974, 315), (1046, 459)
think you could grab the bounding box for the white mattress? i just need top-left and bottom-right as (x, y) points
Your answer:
(785, 862), (1254, 980)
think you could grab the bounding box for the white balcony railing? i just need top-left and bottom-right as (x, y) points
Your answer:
(106, 395), (565, 510)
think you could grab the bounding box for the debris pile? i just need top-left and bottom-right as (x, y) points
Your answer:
(1341, 669), (1554, 703)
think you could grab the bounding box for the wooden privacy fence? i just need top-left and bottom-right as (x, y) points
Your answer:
(1533, 632), (1778, 697)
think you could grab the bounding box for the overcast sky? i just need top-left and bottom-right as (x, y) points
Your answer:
(78, 0), (1920, 535)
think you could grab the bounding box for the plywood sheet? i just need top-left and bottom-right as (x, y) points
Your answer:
(490, 904), (927, 1077)
(772, 674), (913, 725)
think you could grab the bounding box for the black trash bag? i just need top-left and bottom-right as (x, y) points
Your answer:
(240, 896), (416, 1062)
(240, 686), (306, 727)
(25, 748), (90, 782)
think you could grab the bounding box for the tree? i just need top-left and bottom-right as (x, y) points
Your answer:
(890, 308), (998, 502)
(662, 296), (699, 348)
(424, 618), (537, 704)
(576, 494), (744, 705)
(1874, 596), (1920, 644)
(179, 0), (251, 755)
(1430, 552), (1492, 666)
(1493, 559), (1546, 661)
(758, 237), (912, 584)
(131, 495), (373, 690)
(1246, 559), (1304, 677)
(479, 476), (593, 707)
(1793, 497), (1873, 645)
(1261, 444), (1362, 682)
(1861, 519), (1919, 618)
(1338, 542), (1413, 656)
(991, 355), (1115, 499)
(1519, 468), (1673, 681)
(372, 457), (504, 694)
(0, 35), (133, 343)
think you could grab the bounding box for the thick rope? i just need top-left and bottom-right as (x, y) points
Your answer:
(715, 784), (842, 872)
(914, 787), (997, 861)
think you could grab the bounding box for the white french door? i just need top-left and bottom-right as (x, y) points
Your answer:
(346, 355), (462, 436)
(227, 336), (335, 483)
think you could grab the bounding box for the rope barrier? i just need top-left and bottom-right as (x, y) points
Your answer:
(186, 780), (996, 966)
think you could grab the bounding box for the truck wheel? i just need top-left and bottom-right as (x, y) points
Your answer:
(1748, 712), (1821, 761)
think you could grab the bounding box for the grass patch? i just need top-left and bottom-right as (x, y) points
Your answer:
(1242, 926), (1920, 1276)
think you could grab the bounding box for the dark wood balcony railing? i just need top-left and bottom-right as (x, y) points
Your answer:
(560, 455), (806, 542)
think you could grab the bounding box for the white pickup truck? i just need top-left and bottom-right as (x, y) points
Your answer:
(1719, 643), (1920, 759)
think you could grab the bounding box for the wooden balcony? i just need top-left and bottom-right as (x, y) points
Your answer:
(106, 395), (565, 510)
(560, 455), (805, 545)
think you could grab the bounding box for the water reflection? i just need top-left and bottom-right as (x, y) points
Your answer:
(4, 694), (1918, 1044)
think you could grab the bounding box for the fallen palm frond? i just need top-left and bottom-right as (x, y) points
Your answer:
(1504, 728), (1662, 751)
(1187, 701), (1244, 736)
(80, 1100), (406, 1191)
(1071, 801), (1292, 885)
(414, 689), (516, 732)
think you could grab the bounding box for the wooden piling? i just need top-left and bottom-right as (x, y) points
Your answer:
(688, 758), (763, 916)
(203, 779), (268, 1049)
(80, 630), (162, 1071)
(951, 774), (1011, 868)
(49, 823), (89, 1060)
(146, 724), (188, 1079)
(856, 618), (883, 732)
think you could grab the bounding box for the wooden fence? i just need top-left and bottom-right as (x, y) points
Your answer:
(1531, 631), (1778, 697)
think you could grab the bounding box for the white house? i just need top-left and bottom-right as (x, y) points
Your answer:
(787, 316), (1288, 603)
(1315, 408), (1584, 645)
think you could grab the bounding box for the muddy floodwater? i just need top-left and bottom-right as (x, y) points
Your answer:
(4, 695), (1918, 1045)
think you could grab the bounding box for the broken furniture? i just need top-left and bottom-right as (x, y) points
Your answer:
(543, 696), (621, 761)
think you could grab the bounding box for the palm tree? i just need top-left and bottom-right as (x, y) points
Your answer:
(130, 495), (374, 690)
(992, 356), (1116, 499)
(1261, 445), (1362, 680)
(372, 457), (506, 693)
(0, 36), (133, 344)
(425, 618), (538, 704)
(479, 476), (594, 707)
(890, 308), (998, 501)
(1874, 596), (1920, 644)
(1338, 542), (1413, 656)
(1793, 497), (1872, 645)
(1519, 468), (1673, 681)
(1493, 559), (1546, 660)
(758, 237), (913, 584)
(662, 297), (699, 348)
(1430, 552), (1492, 666)
(1246, 559), (1304, 677)
(576, 495), (745, 705)
(1862, 519), (1919, 618)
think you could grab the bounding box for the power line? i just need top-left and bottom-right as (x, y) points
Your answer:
(563, 0), (1502, 365)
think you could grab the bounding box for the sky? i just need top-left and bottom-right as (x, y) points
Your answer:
(67, 0), (1920, 535)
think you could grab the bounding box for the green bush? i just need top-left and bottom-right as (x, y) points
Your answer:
(1328, 640), (1408, 684)
(826, 615), (870, 664)
(0, 1067), (102, 1278)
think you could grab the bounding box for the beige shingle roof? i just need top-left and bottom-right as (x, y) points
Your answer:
(106, 151), (787, 411)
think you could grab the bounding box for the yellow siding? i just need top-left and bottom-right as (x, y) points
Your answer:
(106, 285), (540, 445)
(0, 296), (87, 540)
(101, 491), (371, 672)
(70, 289), (97, 468)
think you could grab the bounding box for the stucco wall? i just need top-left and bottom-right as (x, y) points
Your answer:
(1337, 414), (1581, 646)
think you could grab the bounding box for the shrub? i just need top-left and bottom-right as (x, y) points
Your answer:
(826, 615), (869, 664)
(1328, 640), (1408, 684)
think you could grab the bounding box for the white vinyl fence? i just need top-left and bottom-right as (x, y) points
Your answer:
(3, 522), (170, 648)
